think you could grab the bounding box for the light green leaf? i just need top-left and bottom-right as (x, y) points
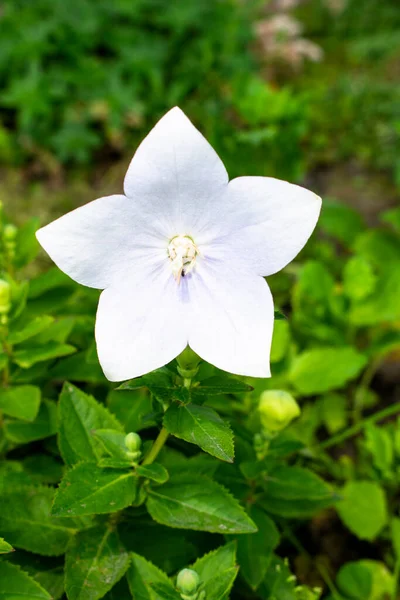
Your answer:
(8, 316), (54, 345)
(108, 389), (156, 432)
(391, 518), (400, 560)
(349, 265), (400, 325)
(191, 542), (238, 600)
(4, 399), (57, 444)
(127, 553), (175, 600)
(343, 256), (377, 301)
(364, 423), (393, 475)
(52, 462), (137, 517)
(0, 485), (77, 555)
(237, 507), (279, 590)
(193, 376), (253, 395)
(319, 200), (365, 246)
(289, 347), (367, 395)
(270, 319), (290, 363)
(164, 403), (234, 462)
(0, 385), (41, 421)
(50, 351), (106, 384)
(0, 561), (51, 600)
(0, 537), (14, 553)
(58, 382), (123, 466)
(136, 463), (169, 484)
(13, 342), (76, 368)
(319, 393), (347, 434)
(92, 429), (129, 459)
(65, 526), (130, 600)
(147, 474), (257, 534)
(337, 481), (388, 541)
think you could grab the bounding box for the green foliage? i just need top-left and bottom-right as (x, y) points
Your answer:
(336, 481), (388, 541)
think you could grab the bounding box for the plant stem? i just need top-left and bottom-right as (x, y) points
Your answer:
(142, 427), (169, 465)
(315, 402), (400, 451)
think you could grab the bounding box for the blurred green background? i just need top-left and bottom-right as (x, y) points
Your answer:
(1, 0), (399, 225)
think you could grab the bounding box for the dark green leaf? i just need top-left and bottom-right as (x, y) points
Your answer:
(147, 474), (257, 534)
(65, 526), (130, 600)
(164, 403), (234, 462)
(0, 486), (77, 555)
(0, 561), (51, 600)
(127, 552), (175, 600)
(13, 342), (76, 368)
(136, 463), (169, 484)
(108, 389), (156, 432)
(52, 463), (137, 517)
(58, 382), (123, 466)
(8, 316), (54, 345)
(193, 376), (253, 395)
(237, 507), (279, 590)
(4, 400), (57, 444)
(0, 385), (41, 421)
(191, 542), (238, 600)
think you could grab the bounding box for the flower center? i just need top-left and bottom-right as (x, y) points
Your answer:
(168, 235), (198, 283)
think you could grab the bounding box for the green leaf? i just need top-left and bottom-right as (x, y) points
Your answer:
(58, 382), (123, 466)
(261, 466), (335, 518)
(0, 561), (51, 600)
(319, 393), (347, 435)
(65, 526), (130, 600)
(0, 538), (14, 553)
(108, 389), (156, 432)
(236, 507), (279, 590)
(392, 518), (400, 560)
(193, 376), (253, 395)
(336, 481), (388, 541)
(364, 423), (393, 475)
(289, 347), (367, 395)
(0, 385), (41, 421)
(343, 256), (377, 301)
(8, 316), (54, 345)
(127, 553), (175, 600)
(270, 319), (290, 363)
(118, 368), (189, 404)
(0, 485), (77, 555)
(164, 403), (234, 462)
(136, 463), (169, 483)
(336, 561), (373, 600)
(50, 351), (106, 384)
(4, 400), (57, 444)
(319, 200), (365, 246)
(191, 542), (239, 600)
(52, 462), (137, 517)
(13, 342), (76, 368)
(92, 429), (129, 459)
(147, 474), (257, 534)
(349, 265), (400, 326)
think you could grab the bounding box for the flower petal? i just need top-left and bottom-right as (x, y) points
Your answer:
(187, 262), (273, 377)
(36, 195), (166, 289)
(124, 107), (229, 238)
(204, 177), (322, 276)
(95, 266), (187, 381)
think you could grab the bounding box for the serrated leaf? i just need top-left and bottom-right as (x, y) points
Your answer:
(127, 553), (175, 600)
(118, 368), (189, 404)
(0, 485), (77, 555)
(150, 584), (181, 600)
(98, 457), (133, 469)
(289, 347), (367, 395)
(4, 399), (57, 444)
(65, 526), (130, 600)
(136, 463), (169, 484)
(13, 342), (76, 368)
(8, 316), (54, 345)
(336, 481), (388, 541)
(0, 561), (51, 600)
(237, 507), (279, 590)
(52, 462), (137, 516)
(147, 474), (257, 534)
(0, 537), (14, 553)
(108, 389), (156, 432)
(164, 403), (234, 462)
(58, 382), (123, 466)
(191, 543), (238, 600)
(0, 385), (41, 421)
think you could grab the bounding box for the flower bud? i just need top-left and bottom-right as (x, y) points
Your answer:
(177, 346), (201, 379)
(3, 224), (17, 243)
(259, 390), (300, 433)
(0, 279), (11, 315)
(125, 432), (142, 452)
(176, 569), (200, 598)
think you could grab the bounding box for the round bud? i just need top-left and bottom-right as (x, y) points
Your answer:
(0, 279), (11, 314)
(3, 224), (17, 242)
(176, 569), (200, 595)
(259, 390), (300, 433)
(176, 346), (201, 379)
(124, 432), (142, 453)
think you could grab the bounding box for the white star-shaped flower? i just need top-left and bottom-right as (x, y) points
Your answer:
(36, 107), (321, 382)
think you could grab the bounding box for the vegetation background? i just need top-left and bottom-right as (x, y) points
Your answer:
(0, 0), (400, 599)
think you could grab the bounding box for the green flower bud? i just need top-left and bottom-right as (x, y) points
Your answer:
(259, 390), (300, 433)
(124, 432), (142, 452)
(0, 279), (11, 315)
(176, 569), (200, 597)
(177, 346), (201, 379)
(3, 224), (17, 242)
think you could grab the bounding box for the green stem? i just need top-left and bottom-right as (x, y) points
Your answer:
(142, 427), (169, 465)
(315, 402), (400, 451)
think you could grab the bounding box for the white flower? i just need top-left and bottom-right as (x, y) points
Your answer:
(36, 107), (321, 382)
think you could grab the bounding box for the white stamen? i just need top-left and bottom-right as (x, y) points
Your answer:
(168, 235), (198, 283)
